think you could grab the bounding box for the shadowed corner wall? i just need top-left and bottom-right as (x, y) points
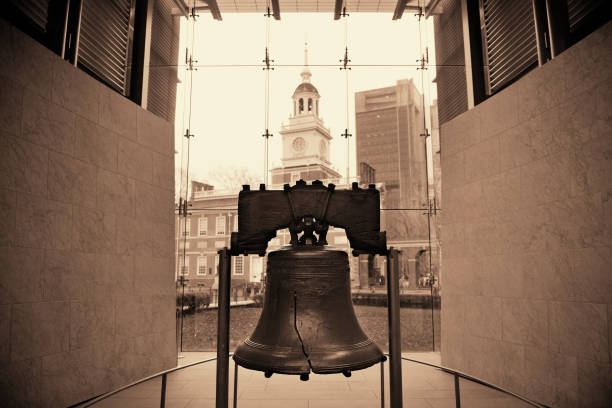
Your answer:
(439, 20), (612, 408)
(0, 18), (177, 407)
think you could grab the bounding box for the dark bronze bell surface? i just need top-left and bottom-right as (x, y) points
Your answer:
(233, 245), (384, 376)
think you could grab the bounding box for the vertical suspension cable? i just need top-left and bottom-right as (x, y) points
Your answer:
(416, 0), (436, 352)
(340, 6), (352, 187)
(262, 1), (272, 185)
(179, 2), (198, 353)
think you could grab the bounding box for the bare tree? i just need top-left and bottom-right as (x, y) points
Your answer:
(206, 165), (263, 191)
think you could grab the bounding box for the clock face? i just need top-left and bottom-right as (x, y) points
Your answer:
(292, 137), (306, 152)
(319, 140), (327, 157)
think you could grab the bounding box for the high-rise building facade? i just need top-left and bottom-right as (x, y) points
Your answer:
(355, 79), (432, 288)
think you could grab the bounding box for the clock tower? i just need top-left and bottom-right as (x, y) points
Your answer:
(270, 43), (342, 185)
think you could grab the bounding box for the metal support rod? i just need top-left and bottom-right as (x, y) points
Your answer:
(380, 360), (385, 408)
(233, 360), (238, 408)
(454, 374), (461, 408)
(216, 248), (232, 408)
(160, 372), (167, 408)
(386, 248), (403, 408)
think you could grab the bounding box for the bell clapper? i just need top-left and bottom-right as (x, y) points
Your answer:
(342, 369), (351, 378)
(300, 373), (310, 381)
(264, 370), (273, 378)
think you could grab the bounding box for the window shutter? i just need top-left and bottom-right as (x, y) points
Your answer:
(78, 0), (132, 94)
(567, 0), (606, 33)
(8, 0), (49, 31)
(480, 0), (538, 94)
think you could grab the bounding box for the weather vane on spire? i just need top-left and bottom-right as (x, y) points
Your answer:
(301, 34), (311, 83)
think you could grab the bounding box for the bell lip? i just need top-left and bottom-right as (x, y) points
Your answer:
(232, 354), (310, 376)
(310, 356), (386, 374)
(232, 354), (386, 376)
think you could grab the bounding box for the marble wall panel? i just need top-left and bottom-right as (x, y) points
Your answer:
(0, 247), (44, 304)
(570, 134), (612, 197)
(96, 168), (135, 218)
(99, 85), (137, 140)
(0, 79), (23, 137)
(0, 18), (176, 406)
(440, 151), (464, 191)
(439, 222), (465, 260)
(118, 136), (153, 183)
(72, 206), (116, 254)
(478, 84), (519, 139)
(0, 358), (42, 408)
(51, 57), (99, 123)
(151, 222), (174, 258)
(137, 108), (174, 156)
(438, 16), (612, 408)
(74, 117), (118, 172)
(153, 151), (174, 191)
(523, 346), (554, 407)
(562, 20), (612, 95)
(0, 304), (10, 364)
(549, 301), (608, 364)
(116, 215), (153, 257)
(16, 194), (72, 250)
(500, 342), (527, 397)
(1, 131), (49, 196)
(22, 89), (75, 155)
(516, 56), (566, 122)
(464, 136), (501, 183)
(11, 301), (70, 361)
(69, 298), (115, 350)
(577, 359), (611, 408)
(0, 188), (16, 246)
(465, 296), (501, 340)
(464, 336), (503, 385)
(48, 151), (97, 209)
(3, 22), (55, 101)
(440, 107), (481, 157)
(501, 298), (548, 348)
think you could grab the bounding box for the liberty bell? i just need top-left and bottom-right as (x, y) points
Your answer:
(231, 181), (387, 380)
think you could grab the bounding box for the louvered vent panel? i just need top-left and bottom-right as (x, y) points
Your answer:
(78, 0), (131, 94)
(147, 0), (180, 123)
(481, 0), (537, 94)
(567, 0), (605, 32)
(433, 0), (468, 125)
(9, 0), (49, 31)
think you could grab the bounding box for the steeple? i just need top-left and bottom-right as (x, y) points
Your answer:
(301, 41), (312, 83)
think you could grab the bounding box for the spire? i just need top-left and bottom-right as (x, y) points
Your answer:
(301, 41), (312, 83)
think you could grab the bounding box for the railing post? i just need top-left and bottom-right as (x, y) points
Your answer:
(160, 372), (167, 408)
(380, 360), (385, 408)
(454, 374), (461, 408)
(216, 248), (232, 408)
(386, 248), (403, 408)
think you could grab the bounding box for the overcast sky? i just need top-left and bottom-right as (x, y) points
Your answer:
(174, 12), (436, 194)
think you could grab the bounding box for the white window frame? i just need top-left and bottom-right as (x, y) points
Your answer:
(197, 256), (207, 275)
(179, 256), (189, 275)
(214, 254), (219, 273)
(198, 217), (208, 236)
(233, 256), (244, 275)
(233, 215), (238, 232)
(216, 216), (226, 235)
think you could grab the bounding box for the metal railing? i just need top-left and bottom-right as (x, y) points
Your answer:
(76, 353), (549, 408)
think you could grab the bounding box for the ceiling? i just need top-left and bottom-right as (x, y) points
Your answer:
(171, 0), (441, 20)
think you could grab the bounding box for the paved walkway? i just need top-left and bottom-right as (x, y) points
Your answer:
(93, 352), (534, 408)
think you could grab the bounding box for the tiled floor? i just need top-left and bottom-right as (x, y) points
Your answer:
(91, 352), (535, 407)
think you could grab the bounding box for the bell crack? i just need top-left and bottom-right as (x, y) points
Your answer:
(293, 291), (313, 374)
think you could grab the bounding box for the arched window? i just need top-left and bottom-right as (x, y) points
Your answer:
(299, 98), (304, 113)
(308, 98), (313, 112)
